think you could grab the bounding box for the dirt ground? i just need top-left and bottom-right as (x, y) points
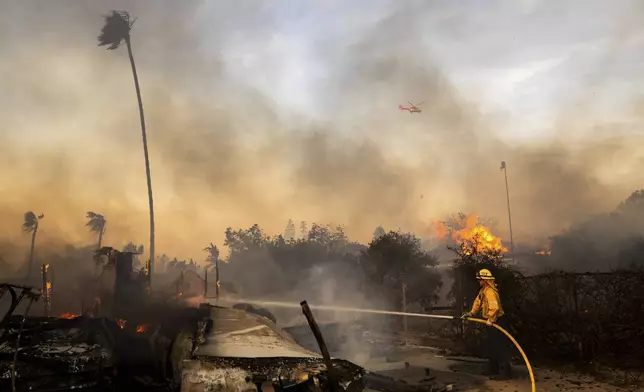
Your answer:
(363, 347), (643, 392)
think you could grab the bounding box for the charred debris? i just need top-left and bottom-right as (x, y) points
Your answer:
(0, 249), (447, 392)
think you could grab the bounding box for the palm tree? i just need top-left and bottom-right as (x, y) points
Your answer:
(86, 212), (107, 249)
(204, 243), (220, 300)
(23, 211), (44, 279)
(98, 11), (156, 281)
(204, 243), (220, 268)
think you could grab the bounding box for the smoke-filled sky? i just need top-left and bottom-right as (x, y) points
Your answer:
(2, 0), (644, 263)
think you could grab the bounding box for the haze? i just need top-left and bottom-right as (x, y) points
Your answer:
(2, 0), (644, 262)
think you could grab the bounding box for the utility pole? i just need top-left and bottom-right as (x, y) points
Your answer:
(215, 257), (220, 305)
(500, 161), (516, 264)
(402, 282), (408, 346)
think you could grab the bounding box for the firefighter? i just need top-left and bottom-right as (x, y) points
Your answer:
(461, 268), (512, 379)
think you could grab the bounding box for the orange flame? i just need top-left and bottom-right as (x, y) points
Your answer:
(117, 319), (127, 329)
(434, 221), (449, 240)
(535, 250), (551, 255)
(434, 214), (507, 255)
(58, 312), (79, 319)
(136, 324), (149, 333)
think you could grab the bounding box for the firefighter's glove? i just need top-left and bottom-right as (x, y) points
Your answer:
(460, 312), (471, 320)
(486, 319), (494, 327)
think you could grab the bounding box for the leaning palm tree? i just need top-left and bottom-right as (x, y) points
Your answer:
(23, 211), (44, 279)
(98, 10), (156, 280)
(86, 212), (107, 249)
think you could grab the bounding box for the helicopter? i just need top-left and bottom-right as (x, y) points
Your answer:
(398, 101), (423, 113)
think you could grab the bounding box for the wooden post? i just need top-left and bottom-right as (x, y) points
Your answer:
(571, 276), (582, 359)
(204, 267), (208, 297)
(145, 259), (151, 294)
(41, 264), (51, 317)
(402, 282), (408, 346)
(215, 258), (220, 304)
(458, 269), (465, 340)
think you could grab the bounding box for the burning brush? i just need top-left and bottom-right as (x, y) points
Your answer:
(433, 214), (508, 257)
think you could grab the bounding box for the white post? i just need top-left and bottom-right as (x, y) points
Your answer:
(402, 282), (408, 346)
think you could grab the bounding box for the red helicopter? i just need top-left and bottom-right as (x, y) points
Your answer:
(398, 101), (423, 113)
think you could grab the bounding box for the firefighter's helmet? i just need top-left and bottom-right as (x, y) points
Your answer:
(476, 269), (495, 280)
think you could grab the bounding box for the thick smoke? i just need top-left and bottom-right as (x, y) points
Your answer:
(1, 0), (644, 268)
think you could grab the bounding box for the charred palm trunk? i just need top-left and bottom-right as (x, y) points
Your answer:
(97, 225), (105, 249)
(125, 37), (155, 287)
(94, 226), (105, 276)
(26, 222), (38, 280)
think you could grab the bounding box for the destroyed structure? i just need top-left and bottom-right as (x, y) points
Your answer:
(0, 248), (449, 392)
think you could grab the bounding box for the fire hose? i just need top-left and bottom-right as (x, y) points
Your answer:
(463, 316), (536, 392)
(298, 303), (536, 392)
(225, 299), (537, 392)
(395, 312), (535, 392)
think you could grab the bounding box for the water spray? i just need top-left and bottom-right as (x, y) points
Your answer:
(218, 297), (455, 319)
(217, 297), (536, 392)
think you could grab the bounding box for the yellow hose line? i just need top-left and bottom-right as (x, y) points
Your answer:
(465, 317), (536, 392)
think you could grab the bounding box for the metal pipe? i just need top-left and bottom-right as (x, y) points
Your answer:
(300, 300), (337, 392)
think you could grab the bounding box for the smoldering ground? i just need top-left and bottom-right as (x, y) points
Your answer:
(1, 1), (644, 267)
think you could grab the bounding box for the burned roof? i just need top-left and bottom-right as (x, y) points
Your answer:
(194, 306), (322, 359)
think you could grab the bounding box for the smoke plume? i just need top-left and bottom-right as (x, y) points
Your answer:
(1, 1), (644, 267)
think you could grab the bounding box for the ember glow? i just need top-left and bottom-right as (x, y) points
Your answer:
(136, 324), (149, 333)
(42, 264), (52, 313)
(434, 214), (508, 255)
(58, 312), (79, 319)
(117, 319), (127, 329)
(535, 250), (552, 255)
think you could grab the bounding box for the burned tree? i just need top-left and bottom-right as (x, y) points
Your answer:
(98, 10), (156, 279)
(86, 212), (107, 273)
(360, 231), (442, 311)
(204, 243), (220, 300)
(85, 212), (106, 250)
(94, 247), (148, 319)
(22, 212), (44, 280)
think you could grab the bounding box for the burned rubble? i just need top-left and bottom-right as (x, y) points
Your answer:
(0, 313), (117, 391)
(181, 303), (448, 392)
(0, 248), (448, 392)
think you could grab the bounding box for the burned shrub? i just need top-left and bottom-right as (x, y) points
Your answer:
(510, 270), (644, 366)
